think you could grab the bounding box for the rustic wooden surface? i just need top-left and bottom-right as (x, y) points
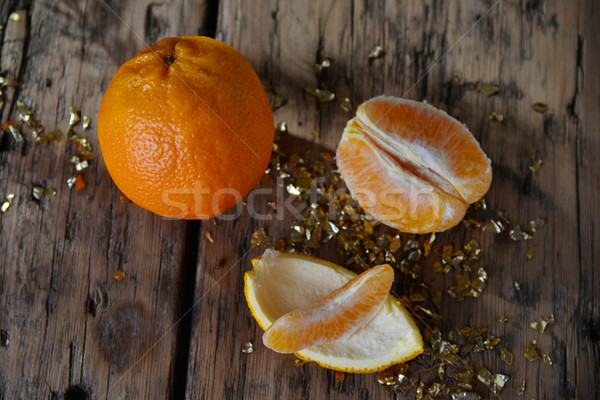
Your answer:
(0, 1), (598, 399)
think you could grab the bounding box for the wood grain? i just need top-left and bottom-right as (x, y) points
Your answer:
(185, 0), (599, 399)
(0, 1), (207, 399)
(0, 0), (598, 399)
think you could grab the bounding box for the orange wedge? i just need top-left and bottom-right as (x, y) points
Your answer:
(336, 96), (492, 233)
(263, 264), (394, 353)
(244, 250), (423, 372)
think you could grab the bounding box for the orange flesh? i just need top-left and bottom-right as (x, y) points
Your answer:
(336, 97), (491, 233)
(262, 264), (394, 353)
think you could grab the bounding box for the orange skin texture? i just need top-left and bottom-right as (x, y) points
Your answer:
(98, 36), (274, 219)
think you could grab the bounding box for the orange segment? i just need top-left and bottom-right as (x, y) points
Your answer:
(262, 264), (394, 353)
(336, 96), (491, 233)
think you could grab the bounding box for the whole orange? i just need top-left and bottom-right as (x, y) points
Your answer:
(98, 36), (274, 219)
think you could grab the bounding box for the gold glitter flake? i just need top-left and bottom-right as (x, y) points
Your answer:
(491, 373), (509, 395)
(529, 217), (546, 232)
(484, 336), (501, 349)
(488, 112), (504, 122)
(481, 219), (502, 234)
(270, 93), (287, 111)
(1, 193), (15, 213)
(526, 246), (536, 260)
(451, 393), (481, 400)
(514, 281), (521, 291)
(525, 340), (540, 361)
(532, 102), (548, 113)
(517, 380), (526, 395)
(68, 106), (80, 127)
(304, 87), (335, 103)
(543, 350), (553, 366)
(9, 12), (21, 21)
(529, 159), (543, 174)
(500, 347), (514, 365)
(205, 231), (215, 243)
(498, 315), (513, 324)
(242, 341), (254, 353)
(251, 227), (272, 247)
(82, 115), (91, 130)
(275, 121), (287, 133)
(32, 186), (56, 201)
(477, 82), (500, 97)
(509, 225), (533, 241)
(340, 97), (352, 112)
(314, 51), (331, 77)
(112, 270), (126, 280)
(530, 314), (555, 333)
(477, 367), (494, 387)
(368, 45), (385, 59)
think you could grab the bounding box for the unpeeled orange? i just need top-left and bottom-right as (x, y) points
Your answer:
(98, 36), (274, 219)
(244, 250), (423, 373)
(336, 96), (492, 233)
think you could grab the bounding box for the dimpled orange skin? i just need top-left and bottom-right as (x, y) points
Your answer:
(98, 36), (274, 219)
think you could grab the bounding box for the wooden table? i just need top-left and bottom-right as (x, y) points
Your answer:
(1, 1), (598, 399)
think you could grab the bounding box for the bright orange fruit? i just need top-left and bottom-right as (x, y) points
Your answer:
(336, 96), (492, 233)
(262, 264), (394, 353)
(98, 36), (274, 219)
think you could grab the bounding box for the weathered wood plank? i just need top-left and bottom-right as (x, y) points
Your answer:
(0, 1), (207, 399)
(185, 0), (598, 399)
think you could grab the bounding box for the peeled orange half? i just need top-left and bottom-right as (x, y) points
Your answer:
(336, 96), (492, 233)
(244, 250), (423, 373)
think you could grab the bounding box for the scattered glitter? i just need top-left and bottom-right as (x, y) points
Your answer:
(340, 97), (352, 112)
(517, 380), (526, 395)
(498, 315), (513, 324)
(271, 93), (287, 111)
(9, 12), (21, 21)
(509, 226), (533, 241)
(112, 270), (126, 280)
(481, 219), (502, 234)
(526, 246), (536, 260)
(543, 350), (553, 366)
(32, 186), (57, 201)
(529, 159), (543, 174)
(514, 281), (521, 291)
(525, 340), (540, 361)
(529, 217), (546, 232)
(276, 121), (287, 133)
(251, 227), (272, 247)
(304, 87), (335, 102)
(368, 45), (385, 59)
(82, 115), (91, 130)
(242, 341), (254, 353)
(205, 231), (215, 243)
(1, 193), (15, 213)
(488, 112), (504, 122)
(314, 51), (331, 77)
(68, 106), (80, 127)
(532, 102), (548, 113)
(477, 82), (500, 97)
(500, 347), (514, 365)
(530, 314), (555, 333)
